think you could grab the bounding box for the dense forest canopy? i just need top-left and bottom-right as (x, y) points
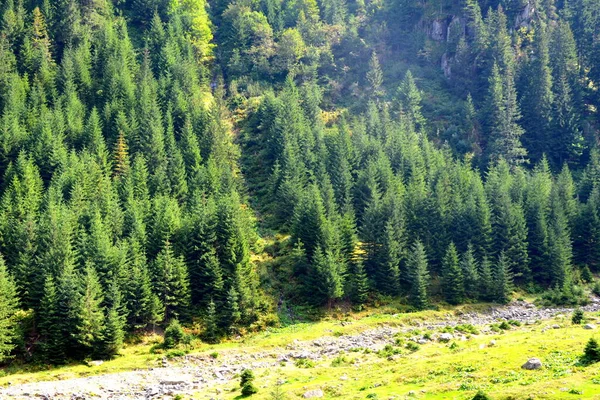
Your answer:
(0, 0), (600, 364)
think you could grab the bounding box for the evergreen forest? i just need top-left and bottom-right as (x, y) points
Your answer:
(1, 0), (600, 364)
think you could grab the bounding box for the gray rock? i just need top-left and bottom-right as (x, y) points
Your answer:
(552, 324), (561, 329)
(585, 324), (596, 330)
(303, 389), (324, 398)
(438, 333), (453, 342)
(522, 358), (543, 370)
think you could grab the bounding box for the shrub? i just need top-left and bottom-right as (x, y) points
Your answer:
(241, 382), (259, 396)
(498, 321), (511, 330)
(295, 358), (315, 368)
(584, 338), (600, 363)
(572, 308), (584, 325)
(471, 391), (492, 400)
(454, 324), (479, 335)
(405, 342), (420, 352)
(240, 369), (258, 396)
(163, 320), (185, 349)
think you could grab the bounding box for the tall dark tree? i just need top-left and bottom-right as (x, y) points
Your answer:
(0, 255), (18, 362)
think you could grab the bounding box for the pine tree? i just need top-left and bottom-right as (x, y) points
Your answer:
(548, 188), (574, 289)
(0, 255), (18, 362)
(441, 242), (464, 305)
(399, 71), (425, 131)
(311, 247), (344, 306)
(407, 240), (429, 310)
(203, 298), (219, 343)
(493, 251), (513, 304)
(461, 244), (480, 300)
(485, 63), (527, 167)
(349, 260), (369, 305)
(76, 263), (105, 355)
(153, 241), (191, 321)
(99, 280), (126, 359)
(520, 23), (554, 163)
(38, 275), (64, 363)
(367, 52), (384, 101)
(478, 256), (494, 301)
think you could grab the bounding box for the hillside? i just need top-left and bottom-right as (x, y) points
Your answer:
(1, 0), (600, 389)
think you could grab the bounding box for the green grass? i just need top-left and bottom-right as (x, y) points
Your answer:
(4, 308), (600, 399)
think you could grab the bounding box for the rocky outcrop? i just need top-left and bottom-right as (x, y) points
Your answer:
(515, 2), (535, 29)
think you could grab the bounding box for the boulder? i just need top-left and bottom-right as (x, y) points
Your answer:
(552, 324), (561, 329)
(584, 324), (596, 330)
(522, 358), (543, 370)
(303, 389), (324, 398)
(438, 333), (453, 342)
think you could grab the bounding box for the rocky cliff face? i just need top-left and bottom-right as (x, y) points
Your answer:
(420, 2), (535, 79)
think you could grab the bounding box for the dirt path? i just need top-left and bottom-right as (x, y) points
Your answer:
(3, 299), (600, 399)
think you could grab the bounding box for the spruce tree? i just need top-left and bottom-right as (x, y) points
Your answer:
(0, 255), (18, 362)
(39, 275), (64, 363)
(493, 252), (513, 304)
(478, 256), (494, 301)
(461, 244), (480, 300)
(99, 280), (126, 359)
(76, 263), (105, 355)
(153, 241), (191, 321)
(407, 240), (429, 310)
(441, 242), (464, 305)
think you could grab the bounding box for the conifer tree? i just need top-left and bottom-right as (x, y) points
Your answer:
(461, 244), (479, 299)
(76, 263), (105, 354)
(38, 275), (64, 363)
(348, 260), (369, 305)
(311, 247), (344, 306)
(441, 242), (464, 305)
(520, 23), (553, 163)
(493, 251), (513, 304)
(0, 255), (18, 362)
(203, 298), (219, 343)
(485, 64), (527, 167)
(407, 240), (429, 310)
(367, 52), (384, 101)
(153, 241), (190, 321)
(399, 71), (425, 131)
(99, 280), (126, 359)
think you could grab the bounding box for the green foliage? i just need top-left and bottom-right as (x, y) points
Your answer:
(163, 319), (185, 349)
(572, 308), (584, 325)
(584, 338), (600, 363)
(471, 391), (493, 400)
(0, 255), (18, 362)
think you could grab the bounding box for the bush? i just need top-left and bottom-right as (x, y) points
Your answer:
(405, 342), (420, 352)
(240, 369), (258, 396)
(498, 321), (511, 330)
(241, 382), (258, 396)
(295, 358), (315, 368)
(471, 391), (492, 400)
(572, 308), (584, 325)
(584, 338), (600, 363)
(163, 320), (185, 349)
